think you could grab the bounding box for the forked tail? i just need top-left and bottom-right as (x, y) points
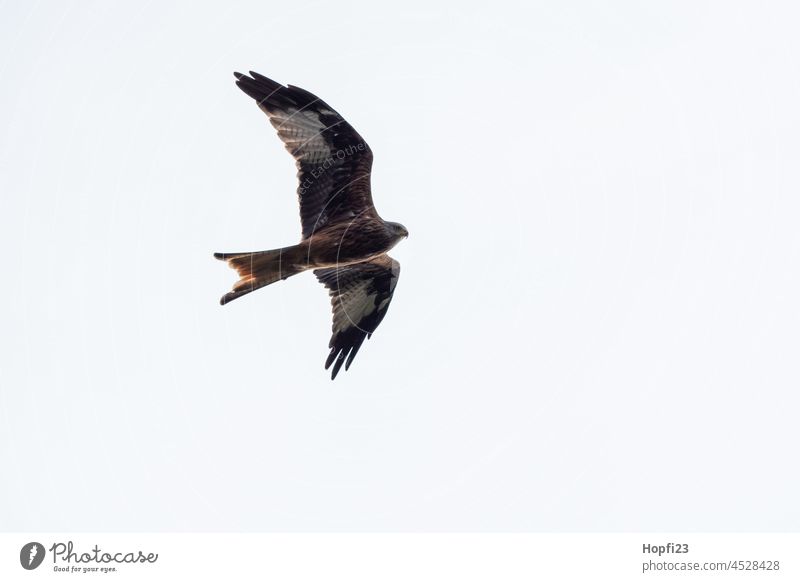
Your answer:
(214, 245), (307, 304)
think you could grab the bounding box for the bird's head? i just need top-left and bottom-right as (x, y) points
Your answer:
(387, 221), (409, 240)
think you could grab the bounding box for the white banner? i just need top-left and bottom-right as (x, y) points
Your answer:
(1, 533), (796, 581)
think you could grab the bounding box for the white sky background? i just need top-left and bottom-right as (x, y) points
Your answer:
(1, 0), (799, 531)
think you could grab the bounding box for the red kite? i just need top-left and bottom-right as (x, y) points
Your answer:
(215, 72), (407, 379)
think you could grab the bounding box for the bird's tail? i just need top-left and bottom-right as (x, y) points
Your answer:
(214, 245), (309, 305)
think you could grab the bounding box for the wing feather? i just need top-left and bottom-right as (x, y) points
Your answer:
(234, 71), (376, 239)
(314, 255), (400, 379)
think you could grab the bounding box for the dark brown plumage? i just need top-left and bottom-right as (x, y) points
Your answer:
(215, 71), (407, 379)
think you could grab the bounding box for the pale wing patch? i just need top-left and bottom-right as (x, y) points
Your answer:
(332, 280), (377, 334)
(267, 108), (331, 163)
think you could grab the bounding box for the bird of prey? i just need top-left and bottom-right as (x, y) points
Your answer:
(215, 71), (408, 380)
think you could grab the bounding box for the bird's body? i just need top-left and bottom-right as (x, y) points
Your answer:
(307, 218), (407, 265)
(215, 71), (407, 379)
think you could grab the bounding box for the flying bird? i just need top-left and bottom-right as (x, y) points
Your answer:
(215, 71), (408, 379)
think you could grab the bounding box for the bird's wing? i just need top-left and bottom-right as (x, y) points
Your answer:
(314, 255), (400, 379)
(234, 71), (376, 239)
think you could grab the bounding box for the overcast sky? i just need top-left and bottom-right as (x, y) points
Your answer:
(1, 0), (799, 531)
